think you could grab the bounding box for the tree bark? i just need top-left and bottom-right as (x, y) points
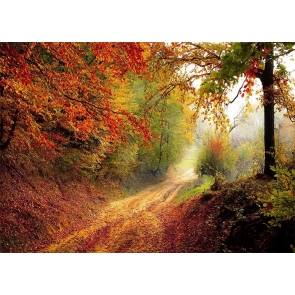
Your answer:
(264, 99), (275, 176)
(261, 47), (275, 177)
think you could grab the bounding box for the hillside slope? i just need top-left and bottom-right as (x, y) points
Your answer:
(162, 177), (294, 253)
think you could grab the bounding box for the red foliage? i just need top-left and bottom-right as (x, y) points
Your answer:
(0, 42), (151, 157)
(208, 138), (224, 163)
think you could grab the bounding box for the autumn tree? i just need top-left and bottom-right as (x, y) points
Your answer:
(137, 90), (194, 177)
(132, 50), (196, 177)
(160, 42), (295, 177)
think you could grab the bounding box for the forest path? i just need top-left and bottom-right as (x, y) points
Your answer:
(41, 160), (198, 252)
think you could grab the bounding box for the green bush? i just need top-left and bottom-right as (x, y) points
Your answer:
(259, 165), (295, 225)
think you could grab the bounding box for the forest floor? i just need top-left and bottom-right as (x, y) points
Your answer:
(40, 167), (294, 253)
(40, 167), (198, 252)
(1, 149), (294, 252)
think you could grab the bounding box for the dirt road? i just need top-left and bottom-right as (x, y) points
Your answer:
(41, 167), (198, 252)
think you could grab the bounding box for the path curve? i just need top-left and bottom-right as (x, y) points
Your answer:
(41, 167), (198, 252)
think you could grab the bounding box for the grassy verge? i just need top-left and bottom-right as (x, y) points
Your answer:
(175, 174), (214, 204)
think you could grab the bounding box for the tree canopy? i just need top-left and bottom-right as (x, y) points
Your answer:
(2, 42), (295, 178)
(0, 43), (151, 153)
(0, 42), (195, 180)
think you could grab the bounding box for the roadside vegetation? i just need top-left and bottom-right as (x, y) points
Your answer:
(1, 42), (295, 252)
(175, 175), (214, 204)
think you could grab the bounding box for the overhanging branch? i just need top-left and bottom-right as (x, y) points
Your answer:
(229, 78), (247, 104)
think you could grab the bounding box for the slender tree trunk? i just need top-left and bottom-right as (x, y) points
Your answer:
(262, 47), (275, 177)
(157, 131), (164, 172)
(264, 99), (275, 176)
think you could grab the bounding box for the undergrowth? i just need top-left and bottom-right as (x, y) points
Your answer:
(164, 175), (294, 252)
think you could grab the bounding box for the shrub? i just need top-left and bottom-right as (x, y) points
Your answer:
(259, 165), (295, 226)
(196, 130), (237, 179)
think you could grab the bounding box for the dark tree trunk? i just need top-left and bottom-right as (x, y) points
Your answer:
(261, 47), (275, 177)
(264, 100), (275, 176)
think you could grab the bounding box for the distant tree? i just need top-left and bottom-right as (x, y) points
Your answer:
(196, 129), (237, 178)
(98, 71), (195, 180)
(137, 88), (194, 177)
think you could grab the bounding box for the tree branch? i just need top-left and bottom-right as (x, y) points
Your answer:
(24, 57), (124, 116)
(185, 42), (222, 60)
(273, 48), (295, 59)
(228, 106), (245, 133)
(229, 78), (247, 104)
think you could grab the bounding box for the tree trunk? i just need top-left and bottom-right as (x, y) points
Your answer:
(262, 48), (275, 177)
(264, 100), (275, 176)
